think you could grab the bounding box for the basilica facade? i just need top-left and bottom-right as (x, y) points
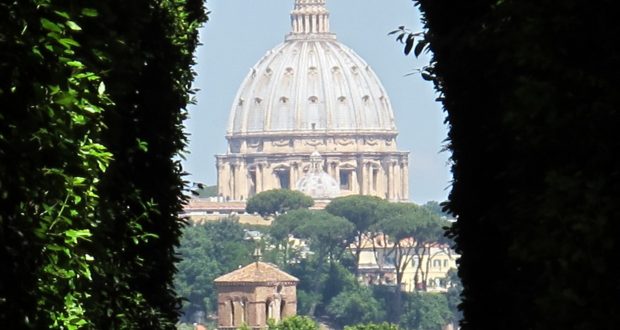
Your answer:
(216, 0), (409, 202)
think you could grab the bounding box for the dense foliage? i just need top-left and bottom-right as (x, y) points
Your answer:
(325, 195), (385, 274)
(267, 316), (319, 330)
(175, 219), (253, 323)
(400, 293), (450, 330)
(345, 322), (399, 330)
(246, 189), (314, 217)
(404, 0), (620, 329)
(0, 0), (206, 328)
(176, 199), (458, 329)
(327, 285), (385, 326)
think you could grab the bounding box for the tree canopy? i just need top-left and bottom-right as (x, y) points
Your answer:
(326, 195), (387, 273)
(246, 189), (314, 217)
(175, 219), (253, 322)
(268, 316), (319, 330)
(327, 285), (385, 327)
(374, 203), (450, 321)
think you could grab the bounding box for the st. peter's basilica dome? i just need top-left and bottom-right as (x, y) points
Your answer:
(216, 0), (409, 202)
(227, 14), (397, 136)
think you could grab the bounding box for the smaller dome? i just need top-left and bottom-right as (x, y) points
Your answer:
(296, 152), (340, 199)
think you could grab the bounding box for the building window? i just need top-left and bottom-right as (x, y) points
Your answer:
(340, 170), (351, 190)
(372, 168), (379, 191)
(230, 300), (235, 326)
(240, 300), (246, 324)
(280, 299), (286, 319)
(250, 169), (256, 196)
(266, 299), (273, 322)
(275, 168), (290, 189)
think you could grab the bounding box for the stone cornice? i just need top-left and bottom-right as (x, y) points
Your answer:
(226, 130), (398, 140)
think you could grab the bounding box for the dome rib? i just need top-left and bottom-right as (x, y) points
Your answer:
(325, 41), (362, 131)
(317, 41), (335, 130)
(265, 49), (288, 132)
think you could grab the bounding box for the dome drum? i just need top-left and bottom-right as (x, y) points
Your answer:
(217, 151), (408, 202)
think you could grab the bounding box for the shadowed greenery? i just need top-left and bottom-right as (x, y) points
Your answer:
(399, 0), (620, 328)
(0, 0), (207, 327)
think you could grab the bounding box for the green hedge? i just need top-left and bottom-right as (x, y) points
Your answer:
(0, 0), (206, 328)
(413, 0), (620, 329)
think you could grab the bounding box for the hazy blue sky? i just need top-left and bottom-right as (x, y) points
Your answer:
(183, 0), (452, 204)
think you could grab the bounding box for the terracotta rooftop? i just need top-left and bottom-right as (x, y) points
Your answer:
(214, 261), (299, 285)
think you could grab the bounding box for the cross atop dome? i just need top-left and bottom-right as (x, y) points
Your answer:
(288, 0), (335, 40)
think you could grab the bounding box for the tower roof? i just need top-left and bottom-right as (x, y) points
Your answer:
(214, 261), (299, 286)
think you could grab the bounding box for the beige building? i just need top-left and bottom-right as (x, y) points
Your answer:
(216, 0), (409, 202)
(214, 261), (299, 329)
(356, 236), (458, 293)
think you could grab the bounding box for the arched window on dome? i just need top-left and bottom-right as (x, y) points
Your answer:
(307, 96), (321, 130)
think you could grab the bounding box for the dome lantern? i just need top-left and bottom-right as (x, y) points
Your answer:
(288, 0), (334, 39)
